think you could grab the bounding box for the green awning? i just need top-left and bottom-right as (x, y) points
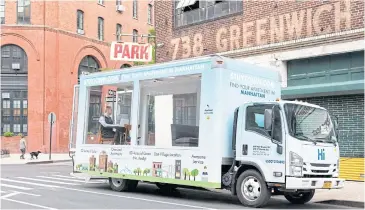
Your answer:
(282, 80), (364, 99)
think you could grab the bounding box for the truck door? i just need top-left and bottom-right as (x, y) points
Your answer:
(69, 85), (79, 152)
(239, 103), (286, 183)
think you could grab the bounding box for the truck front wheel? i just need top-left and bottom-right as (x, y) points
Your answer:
(109, 178), (138, 192)
(284, 190), (315, 204)
(236, 169), (271, 208)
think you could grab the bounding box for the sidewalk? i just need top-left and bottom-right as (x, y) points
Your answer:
(0, 153), (71, 165)
(312, 181), (364, 208)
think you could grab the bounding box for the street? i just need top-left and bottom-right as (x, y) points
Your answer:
(0, 162), (356, 209)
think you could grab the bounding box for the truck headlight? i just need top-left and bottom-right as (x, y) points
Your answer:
(290, 152), (303, 177)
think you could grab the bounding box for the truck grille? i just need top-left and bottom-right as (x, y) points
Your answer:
(303, 174), (333, 178)
(311, 170), (329, 173)
(310, 163), (331, 167)
(303, 162), (335, 178)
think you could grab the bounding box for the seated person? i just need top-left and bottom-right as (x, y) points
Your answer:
(99, 106), (126, 145)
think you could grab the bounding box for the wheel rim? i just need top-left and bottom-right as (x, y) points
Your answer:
(111, 178), (123, 187)
(241, 176), (262, 201)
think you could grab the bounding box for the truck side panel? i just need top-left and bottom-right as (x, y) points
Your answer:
(74, 59), (224, 189)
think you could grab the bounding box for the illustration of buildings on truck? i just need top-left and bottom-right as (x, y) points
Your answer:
(70, 55), (344, 208)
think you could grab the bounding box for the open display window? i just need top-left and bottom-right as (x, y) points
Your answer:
(137, 74), (201, 147)
(84, 82), (134, 145)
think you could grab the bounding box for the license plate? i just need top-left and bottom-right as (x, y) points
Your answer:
(322, 181), (332, 189)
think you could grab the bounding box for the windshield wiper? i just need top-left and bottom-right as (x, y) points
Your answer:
(314, 137), (337, 146)
(295, 134), (317, 145)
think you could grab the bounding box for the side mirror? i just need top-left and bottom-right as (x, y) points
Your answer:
(334, 116), (339, 139)
(331, 115), (339, 138)
(277, 144), (283, 155)
(264, 109), (273, 131)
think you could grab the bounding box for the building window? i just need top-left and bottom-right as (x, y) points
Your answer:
(173, 93), (197, 126)
(1, 45), (28, 74)
(17, 0), (31, 24)
(78, 56), (101, 134)
(132, 0), (137, 19)
(77, 10), (84, 33)
(98, 0), (104, 5)
(78, 55), (100, 83)
(121, 64), (131, 68)
(98, 17), (104, 41)
(133, 29), (138, 43)
(1, 45), (28, 135)
(116, 24), (122, 41)
(0, 0), (5, 24)
(1, 91), (28, 135)
(148, 4), (152, 25)
(174, 0), (243, 27)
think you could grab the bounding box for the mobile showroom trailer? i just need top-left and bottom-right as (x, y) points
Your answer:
(71, 55), (344, 208)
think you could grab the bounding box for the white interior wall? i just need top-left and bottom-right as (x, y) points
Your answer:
(237, 40), (363, 88)
(155, 95), (173, 147)
(138, 79), (202, 146)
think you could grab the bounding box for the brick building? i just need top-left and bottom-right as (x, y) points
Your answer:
(155, 0), (364, 180)
(1, 0), (154, 153)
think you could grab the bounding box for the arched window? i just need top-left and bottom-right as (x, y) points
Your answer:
(120, 64), (131, 68)
(78, 55), (101, 134)
(78, 55), (100, 82)
(1, 44), (28, 135)
(133, 29), (138, 43)
(116, 23), (122, 41)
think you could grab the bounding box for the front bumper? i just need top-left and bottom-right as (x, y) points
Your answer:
(286, 177), (345, 189)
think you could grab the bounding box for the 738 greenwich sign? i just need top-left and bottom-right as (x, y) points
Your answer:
(110, 42), (153, 62)
(170, 1), (355, 60)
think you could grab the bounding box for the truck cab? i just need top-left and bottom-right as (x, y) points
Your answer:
(229, 99), (344, 207)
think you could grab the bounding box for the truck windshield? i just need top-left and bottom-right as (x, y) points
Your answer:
(284, 103), (337, 144)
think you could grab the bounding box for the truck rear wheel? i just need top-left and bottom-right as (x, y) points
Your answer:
(236, 169), (271, 208)
(284, 190), (315, 204)
(109, 178), (138, 192)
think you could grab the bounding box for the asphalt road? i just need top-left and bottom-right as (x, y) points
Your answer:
(0, 162), (355, 209)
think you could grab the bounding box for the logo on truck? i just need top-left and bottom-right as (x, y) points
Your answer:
(318, 149), (325, 160)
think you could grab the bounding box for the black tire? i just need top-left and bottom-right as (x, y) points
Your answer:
(156, 183), (178, 192)
(236, 169), (271, 208)
(109, 178), (138, 192)
(284, 190), (315, 204)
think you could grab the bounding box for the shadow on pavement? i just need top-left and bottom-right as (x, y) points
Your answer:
(82, 182), (352, 209)
(315, 200), (364, 209)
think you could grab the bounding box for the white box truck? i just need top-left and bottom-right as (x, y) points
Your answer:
(70, 55), (345, 208)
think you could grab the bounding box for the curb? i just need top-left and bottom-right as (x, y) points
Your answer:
(25, 159), (71, 164)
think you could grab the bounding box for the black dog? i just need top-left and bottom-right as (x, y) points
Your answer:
(30, 151), (42, 159)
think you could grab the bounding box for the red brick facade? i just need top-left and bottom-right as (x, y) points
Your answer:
(155, 0), (364, 63)
(1, 0), (153, 153)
